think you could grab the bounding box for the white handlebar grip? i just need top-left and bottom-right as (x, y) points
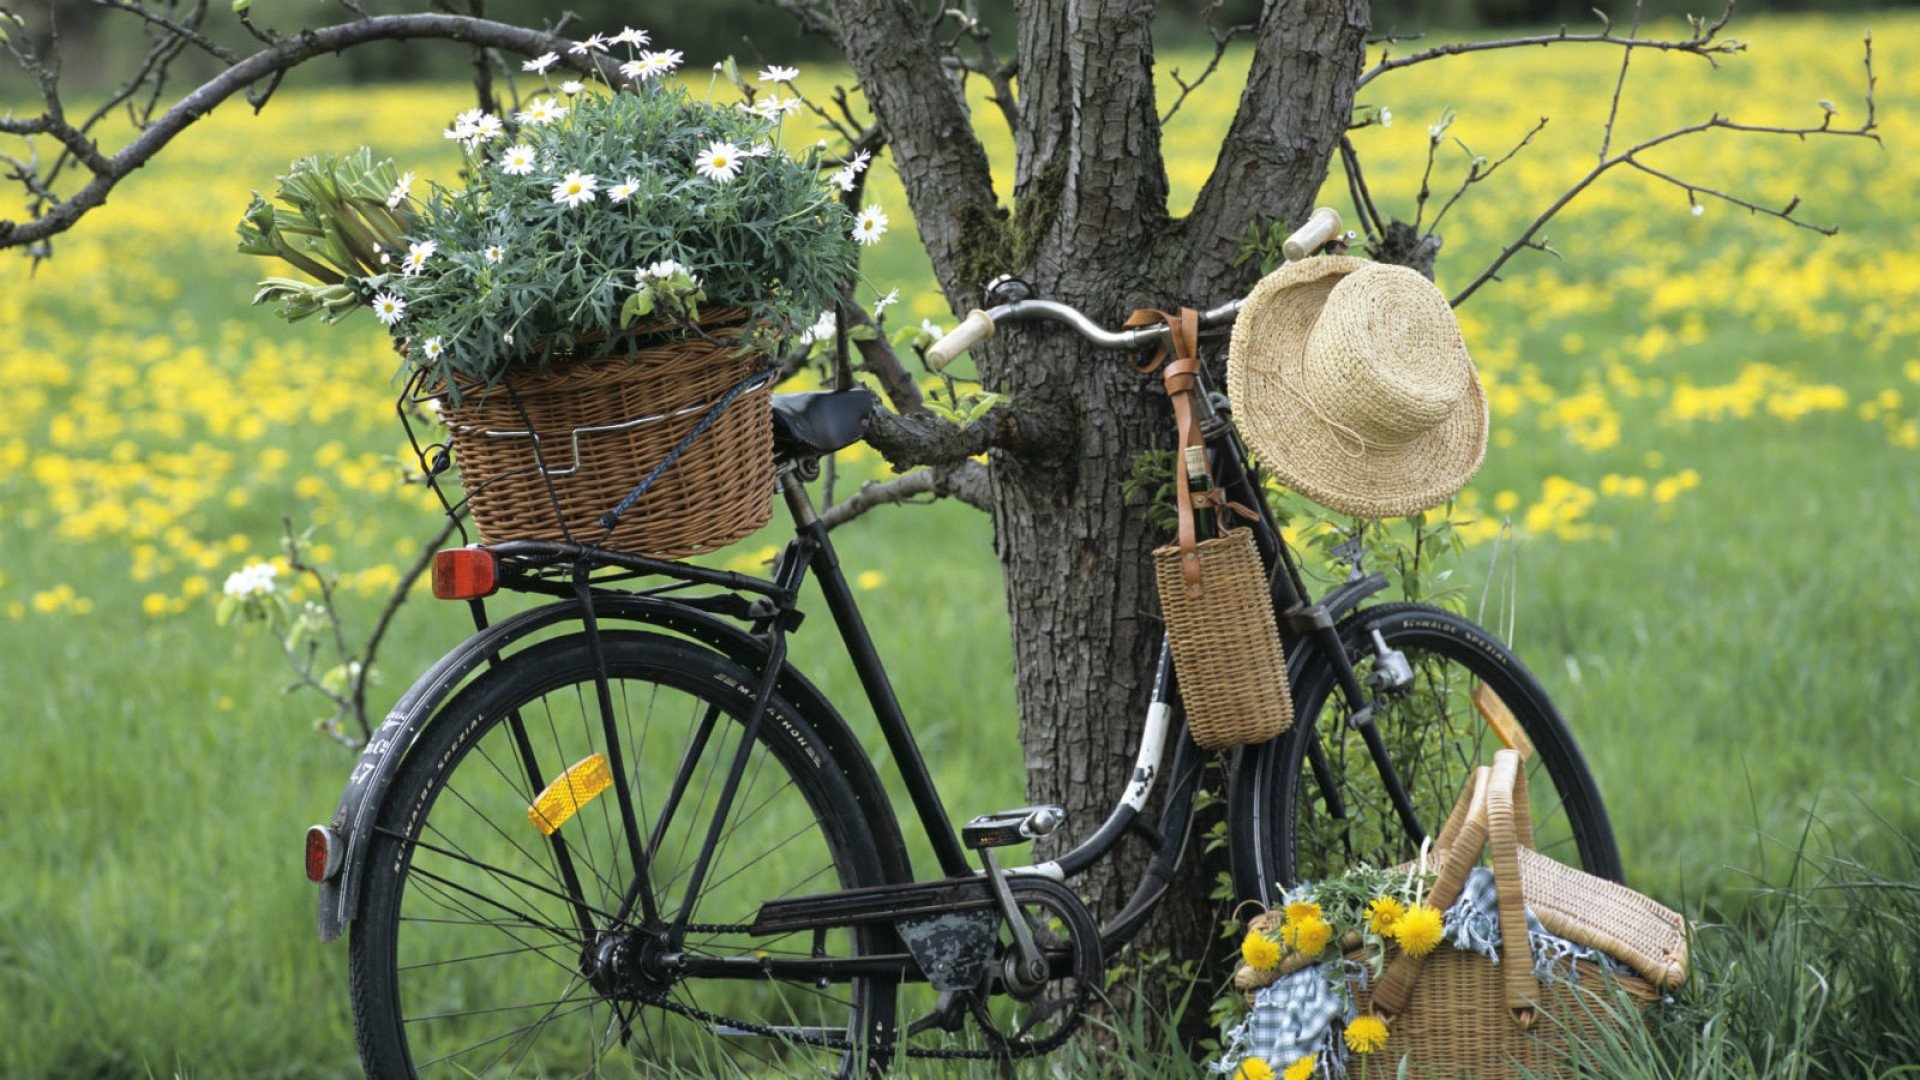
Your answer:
(1281, 207), (1346, 262)
(925, 309), (997, 372)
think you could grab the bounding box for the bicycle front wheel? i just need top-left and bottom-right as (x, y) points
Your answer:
(1230, 603), (1621, 899)
(349, 630), (898, 1078)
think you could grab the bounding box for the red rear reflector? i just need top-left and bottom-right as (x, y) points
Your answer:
(433, 548), (499, 600)
(305, 825), (342, 883)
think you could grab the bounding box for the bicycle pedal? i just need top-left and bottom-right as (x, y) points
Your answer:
(962, 805), (1065, 850)
(905, 990), (970, 1037)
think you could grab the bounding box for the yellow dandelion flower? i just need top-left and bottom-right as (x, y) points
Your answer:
(1240, 930), (1281, 971)
(1391, 903), (1444, 957)
(1282, 1053), (1317, 1080)
(1235, 1058), (1274, 1080)
(1366, 896), (1406, 934)
(1345, 1014), (1389, 1054)
(1291, 915), (1332, 957)
(1283, 901), (1321, 926)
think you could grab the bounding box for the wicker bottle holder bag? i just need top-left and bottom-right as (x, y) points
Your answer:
(1237, 751), (1688, 1078)
(439, 311), (775, 558)
(1134, 307), (1292, 750)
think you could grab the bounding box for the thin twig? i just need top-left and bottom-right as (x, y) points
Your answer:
(1424, 117), (1548, 237)
(1596, 0), (1644, 162)
(1451, 40), (1877, 307)
(1161, 0), (1253, 125)
(1355, 1), (1740, 90)
(350, 514), (463, 740)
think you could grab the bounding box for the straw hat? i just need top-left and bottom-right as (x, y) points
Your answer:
(1227, 257), (1487, 519)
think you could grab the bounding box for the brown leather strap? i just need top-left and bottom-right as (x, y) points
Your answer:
(1129, 307), (1209, 595)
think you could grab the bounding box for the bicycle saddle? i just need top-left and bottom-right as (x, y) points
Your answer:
(771, 389), (875, 458)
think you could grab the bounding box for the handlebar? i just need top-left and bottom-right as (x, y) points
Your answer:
(1280, 207), (1344, 262)
(922, 206), (1346, 370)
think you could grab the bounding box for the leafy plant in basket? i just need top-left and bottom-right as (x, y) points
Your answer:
(238, 34), (869, 556)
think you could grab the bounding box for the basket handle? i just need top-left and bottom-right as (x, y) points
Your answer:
(1369, 765), (1491, 1018)
(1487, 749), (1543, 1028)
(1127, 307), (1209, 595)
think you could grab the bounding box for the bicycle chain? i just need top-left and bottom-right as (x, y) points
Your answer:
(622, 924), (1088, 1061)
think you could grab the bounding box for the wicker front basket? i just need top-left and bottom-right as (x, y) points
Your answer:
(442, 321), (774, 558)
(1153, 527), (1292, 749)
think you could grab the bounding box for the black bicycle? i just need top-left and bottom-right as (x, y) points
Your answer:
(305, 208), (1621, 1077)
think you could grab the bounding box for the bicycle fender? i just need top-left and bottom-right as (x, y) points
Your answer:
(1316, 571), (1388, 623)
(314, 594), (911, 943)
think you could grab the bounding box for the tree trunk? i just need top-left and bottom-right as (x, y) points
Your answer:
(828, 0), (1372, 1036)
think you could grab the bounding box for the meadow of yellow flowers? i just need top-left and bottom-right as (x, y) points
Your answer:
(0, 11), (1913, 1073)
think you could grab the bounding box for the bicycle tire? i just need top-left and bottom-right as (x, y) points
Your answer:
(1230, 602), (1622, 901)
(350, 630), (899, 1078)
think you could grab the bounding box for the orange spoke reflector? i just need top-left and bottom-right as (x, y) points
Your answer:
(1472, 682), (1534, 761)
(528, 754), (613, 836)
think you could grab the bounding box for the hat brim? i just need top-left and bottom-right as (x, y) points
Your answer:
(1227, 259), (1489, 519)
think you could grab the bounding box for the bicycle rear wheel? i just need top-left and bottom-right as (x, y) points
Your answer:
(350, 630), (898, 1077)
(1230, 602), (1621, 899)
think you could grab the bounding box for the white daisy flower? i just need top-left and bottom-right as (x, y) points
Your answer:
(483, 245), (505, 264)
(829, 168), (857, 193)
(422, 336), (444, 359)
(920, 318), (947, 338)
(642, 48), (683, 77)
(444, 117), (474, 143)
(515, 97), (566, 126)
(621, 59), (650, 82)
(846, 149), (872, 173)
(372, 292), (407, 326)
(560, 79), (585, 95)
(611, 26), (650, 47)
(851, 205), (889, 246)
(695, 141), (743, 183)
(744, 144), (776, 158)
(551, 171), (599, 208)
(798, 309), (837, 346)
(874, 288), (900, 315)
(401, 239), (437, 276)
(568, 33), (608, 55)
(472, 114), (504, 143)
(386, 170), (415, 208)
(759, 64), (799, 83)
(498, 145), (537, 175)
(523, 51), (560, 73)
(609, 178), (641, 203)
(638, 260), (698, 285)
(780, 97), (806, 115)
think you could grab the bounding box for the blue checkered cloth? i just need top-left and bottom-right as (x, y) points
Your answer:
(1443, 867), (1627, 982)
(1212, 964), (1350, 1078)
(1215, 869), (1625, 1077)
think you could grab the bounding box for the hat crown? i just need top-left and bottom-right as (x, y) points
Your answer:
(1300, 266), (1471, 444)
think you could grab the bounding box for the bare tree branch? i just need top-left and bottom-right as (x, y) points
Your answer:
(948, 0), (1019, 134)
(863, 399), (1066, 470)
(819, 460), (991, 529)
(92, 0), (238, 64)
(1160, 0), (1253, 125)
(1422, 116), (1548, 236)
(0, 14), (591, 250)
(1451, 34), (1878, 307)
(1355, 1), (1741, 90)
(839, 286), (926, 415)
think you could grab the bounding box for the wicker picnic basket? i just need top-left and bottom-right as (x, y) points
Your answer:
(440, 311), (774, 558)
(1237, 751), (1688, 1077)
(1137, 307), (1291, 750)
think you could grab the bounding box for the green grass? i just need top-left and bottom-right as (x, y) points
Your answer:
(2, 10), (1918, 1074)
